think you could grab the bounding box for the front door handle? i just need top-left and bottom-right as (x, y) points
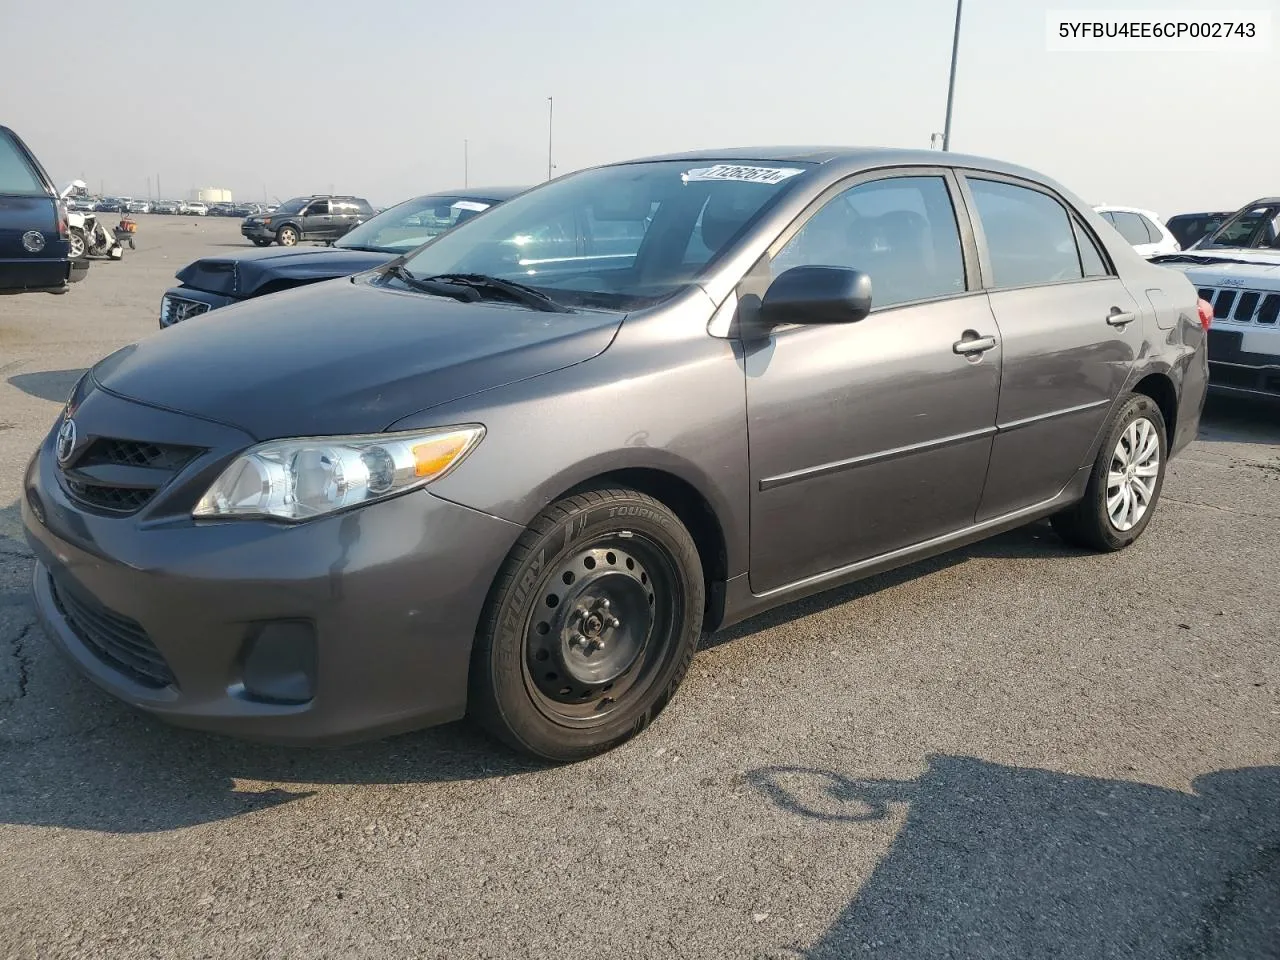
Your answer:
(1107, 308), (1136, 327)
(953, 334), (998, 355)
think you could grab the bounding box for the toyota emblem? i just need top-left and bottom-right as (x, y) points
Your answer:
(55, 418), (78, 465)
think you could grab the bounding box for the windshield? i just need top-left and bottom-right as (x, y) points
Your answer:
(1199, 205), (1280, 250)
(398, 160), (815, 309)
(337, 195), (496, 254)
(273, 197), (309, 215)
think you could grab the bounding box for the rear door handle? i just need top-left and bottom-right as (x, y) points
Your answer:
(953, 334), (998, 355)
(1107, 308), (1136, 327)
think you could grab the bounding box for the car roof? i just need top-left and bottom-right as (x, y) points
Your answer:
(418, 185), (529, 202)
(615, 145), (1051, 181)
(1093, 204), (1161, 218)
(1239, 197), (1280, 207)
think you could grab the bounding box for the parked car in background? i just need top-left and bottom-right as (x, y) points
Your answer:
(182, 201), (209, 216)
(125, 200), (151, 214)
(160, 187), (523, 327)
(1165, 211), (1233, 251)
(69, 196), (98, 212)
(1093, 205), (1180, 258)
(27, 147), (1208, 760)
(240, 194), (374, 246)
(96, 197), (122, 213)
(0, 125), (81, 295)
(207, 203), (236, 217)
(152, 200), (178, 215)
(1152, 197), (1280, 400)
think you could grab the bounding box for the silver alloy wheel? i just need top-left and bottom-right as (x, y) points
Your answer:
(1107, 416), (1160, 532)
(68, 230), (85, 259)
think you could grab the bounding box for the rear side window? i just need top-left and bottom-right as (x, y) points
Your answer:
(0, 131), (46, 196)
(1111, 211), (1154, 246)
(355, 199), (374, 214)
(772, 175), (967, 309)
(1138, 215), (1163, 243)
(968, 178), (1082, 288)
(1073, 220), (1110, 277)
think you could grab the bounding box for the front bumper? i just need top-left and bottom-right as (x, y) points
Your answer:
(241, 222), (273, 240)
(1207, 326), (1280, 399)
(21, 394), (522, 745)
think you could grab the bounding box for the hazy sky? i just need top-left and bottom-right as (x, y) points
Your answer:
(2, 0), (1275, 214)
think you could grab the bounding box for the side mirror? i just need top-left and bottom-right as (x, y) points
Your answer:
(760, 265), (873, 327)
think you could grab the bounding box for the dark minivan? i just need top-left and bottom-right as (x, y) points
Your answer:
(0, 126), (78, 295)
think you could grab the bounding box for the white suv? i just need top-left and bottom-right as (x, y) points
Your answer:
(1093, 205), (1180, 258)
(1151, 198), (1280, 400)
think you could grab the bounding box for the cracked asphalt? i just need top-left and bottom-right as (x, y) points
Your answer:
(1, 217), (1277, 960)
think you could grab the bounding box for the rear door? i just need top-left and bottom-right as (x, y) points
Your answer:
(962, 174), (1139, 520)
(0, 127), (67, 292)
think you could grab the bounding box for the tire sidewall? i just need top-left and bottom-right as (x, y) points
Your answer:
(277, 226), (298, 246)
(1088, 394), (1168, 549)
(480, 494), (704, 761)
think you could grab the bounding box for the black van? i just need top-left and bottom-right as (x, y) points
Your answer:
(0, 126), (77, 295)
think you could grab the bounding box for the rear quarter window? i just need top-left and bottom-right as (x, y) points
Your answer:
(0, 132), (47, 197)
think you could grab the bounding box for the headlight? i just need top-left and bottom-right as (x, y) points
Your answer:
(193, 426), (484, 522)
(261, 217), (272, 225)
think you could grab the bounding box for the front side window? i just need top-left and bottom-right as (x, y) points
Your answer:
(0, 132), (45, 196)
(305, 200), (330, 216)
(771, 175), (967, 309)
(399, 159), (814, 309)
(274, 197), (309, 215)
(337, 195), (497, 254)
(968, 178), (1083, 288)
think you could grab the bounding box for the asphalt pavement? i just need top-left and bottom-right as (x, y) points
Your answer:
(1, 216), (1277, 959)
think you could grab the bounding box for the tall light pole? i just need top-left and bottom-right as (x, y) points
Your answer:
(546, 96), (554, 181)
(942, 0), (963, 151)
(464, 139), (469, 188)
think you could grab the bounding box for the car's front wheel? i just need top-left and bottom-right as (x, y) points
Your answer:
(1051, 392), (1168, 551)
(276, 225), (299, 246)
(470, 487), (704, 762)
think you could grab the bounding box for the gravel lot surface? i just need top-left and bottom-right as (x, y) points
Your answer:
(1, 216), (1277, 959)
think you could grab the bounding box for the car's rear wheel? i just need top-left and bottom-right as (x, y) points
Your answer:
(1051, 392), (1167, 551)
(470, 487), (704, 762)
(68, 229), (86, 259)
(276, 225), (299, 246)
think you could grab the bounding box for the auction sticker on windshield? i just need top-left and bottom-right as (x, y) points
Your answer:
(682, 164), (805, 185)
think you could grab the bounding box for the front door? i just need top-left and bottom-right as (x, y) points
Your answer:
(743, 171), (1001, 595)
(960, 175), (1139, 521)
(303, 199), (333, 240)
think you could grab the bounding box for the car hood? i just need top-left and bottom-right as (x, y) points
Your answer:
(1154, 251), (1280, 290)
(93, 276), (625, 440)
(174, 246), (394, 297)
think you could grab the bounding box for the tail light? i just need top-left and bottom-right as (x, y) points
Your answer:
(55, 201), (69, 238)
(1196, 298), (1213, 331)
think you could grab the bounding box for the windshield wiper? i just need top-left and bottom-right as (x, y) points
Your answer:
(383, 263), (480, 303)
(417, 273), (572, 313)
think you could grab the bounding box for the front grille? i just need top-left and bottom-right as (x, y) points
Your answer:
(78, 438), (200, 471)
(50, 575), (175, 688)
(160, 294), (212, 326)
(1198, 286), (1280, 325)
(61, 437), (203, 515)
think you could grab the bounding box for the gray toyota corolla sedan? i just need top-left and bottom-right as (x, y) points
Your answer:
(22, 147), (1209, 761)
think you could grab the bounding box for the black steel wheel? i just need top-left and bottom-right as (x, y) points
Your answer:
(471, 487), (704, 761)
